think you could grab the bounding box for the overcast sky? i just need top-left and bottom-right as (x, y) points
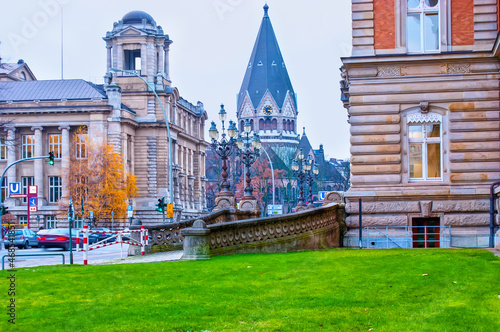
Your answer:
(0, 0), (352, 159)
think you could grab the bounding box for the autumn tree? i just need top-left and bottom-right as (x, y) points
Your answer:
(60, 127), (137, 227)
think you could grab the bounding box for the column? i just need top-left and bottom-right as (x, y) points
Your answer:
(116, 43), (123, 70)
(158, 45), (165, 75)
(5, 127), (16, 184)
(32, 126), (44, 204)
(59, 126), (70, 200)
(164, 45), (170, 81)
(106, 45), (112, 71)
(141, 43), (148, 75)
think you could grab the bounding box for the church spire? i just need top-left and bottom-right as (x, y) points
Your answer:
(237, 4), (297, 112)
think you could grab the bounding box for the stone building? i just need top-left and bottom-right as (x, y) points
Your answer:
(341, 0), (500, 247)
(0, 10), (208, 229)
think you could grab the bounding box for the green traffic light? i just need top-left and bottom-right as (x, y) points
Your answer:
(48, 151), (55, 166)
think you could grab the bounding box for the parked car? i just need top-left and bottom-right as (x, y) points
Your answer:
(74, 229), (99, 245)
(91, 228), (113, 243)
(37, 229), (79, 250)
(4, 229), (39, 249)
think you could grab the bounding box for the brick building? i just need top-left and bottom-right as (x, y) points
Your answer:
(341, 0), (500, 247)
(0, 11), (208, 229)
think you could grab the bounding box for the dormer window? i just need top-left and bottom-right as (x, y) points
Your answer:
(257, 61), (263, 66)
(20, 71), (26, 81)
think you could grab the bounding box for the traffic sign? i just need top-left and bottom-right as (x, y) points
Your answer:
(318, 191), (327, 201)
(9, 182), (21, 196)
(89, 211), (93, 219)
(267, 204), (283, 215)
(29, 197), (37, 206)
(166, 203), (173, 218)
(29, 185), (37, 195)
(29, 206), (37, 212)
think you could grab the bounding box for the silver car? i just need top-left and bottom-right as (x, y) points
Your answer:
(4, 229), (39, 249)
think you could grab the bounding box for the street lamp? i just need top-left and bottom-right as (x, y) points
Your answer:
(236, 120), (261, 200)
(292, 148), (319, 210)
(109, 68), (173, 222)
(209, 104), (239, 199)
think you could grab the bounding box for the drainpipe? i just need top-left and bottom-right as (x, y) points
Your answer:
(490, 181), (500, 248)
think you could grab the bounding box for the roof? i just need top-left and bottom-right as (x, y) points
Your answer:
(0, 79), (107, 102)
(0, 62), (21, 75)
(237, 4), (297, 111)
(122, 11), (155, 25)
(298, 128), (313, 155)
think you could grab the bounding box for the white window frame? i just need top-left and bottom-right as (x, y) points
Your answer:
(22, 134), (35, 159)
(22, 176), (34, 204)
(407, 113), (443, 181)
(46, 216), (58, 229)
(406, 0), (440, 53)
(74, 219), (84, 228)
(76, 134), (87, 159)
(0, 135), (6, 160)
(1, 177), (7, 202)
(19, 216), (28, 226)
(49, 134), (62, 159)
(48, 176), (62, 203)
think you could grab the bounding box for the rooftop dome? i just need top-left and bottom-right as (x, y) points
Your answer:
(122, 10), (155, 25)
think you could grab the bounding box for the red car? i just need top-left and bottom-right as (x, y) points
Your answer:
(38, 229), (79, 250)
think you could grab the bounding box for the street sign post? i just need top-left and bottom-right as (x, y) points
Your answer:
(9, 182), (22, 197)
(26, 186), (38, 229)
(267, 204), (283, 216)
(88, 211), (93, 228)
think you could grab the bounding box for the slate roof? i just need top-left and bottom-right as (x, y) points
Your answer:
(0, 79), (107, 102)
(237, 4), (297, 111)
(298, 128), (313, 156)
(0, 63), (22, 75)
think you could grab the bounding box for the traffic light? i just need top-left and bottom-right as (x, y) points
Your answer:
(156, 198), (165, 213)
(48, 151), (55, 166)
(0, 205), (9, 215)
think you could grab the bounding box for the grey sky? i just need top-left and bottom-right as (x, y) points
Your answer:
(0, 0), (352, 159)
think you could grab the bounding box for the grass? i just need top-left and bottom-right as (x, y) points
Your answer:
(1, 249), (499, 331)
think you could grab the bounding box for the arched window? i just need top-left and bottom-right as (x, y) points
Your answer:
(272, 119), (277, 130)
(407, 112), (442, 180)
(259, 119), (264, 131)
(291, 120), (295, 133)
(250, 119), (254, 132)
(240, 120), (244, 132)
(265, 119), (271, 131)
(283, 120), (286, 132)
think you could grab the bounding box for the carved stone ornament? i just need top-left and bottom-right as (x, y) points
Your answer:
(377, 66), (400, 77)
(447, 63), (470, 74)
(419, 102), (429, 114)
(407, 113), (442, 124)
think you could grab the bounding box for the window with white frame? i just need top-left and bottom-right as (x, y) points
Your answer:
(48, 176), (62, 203)
(46, 216), (58, 229)
(76, 134), (87, 159)
(74, 219), (83, 228)
(22, 176), (34, 204)
(407, 0), (439, 53)
(407, 113), (442, 181)
(19, 216), (27, 226)
(22, 135), (35, 158)
(0, 136), (6, 160)
(49, 134), (62, 159)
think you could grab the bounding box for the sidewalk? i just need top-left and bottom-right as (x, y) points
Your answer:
(89, 250), (183, 265)
(486, 248), (500, 257)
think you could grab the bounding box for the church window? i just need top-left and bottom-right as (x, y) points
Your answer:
(272, 119), (277, 130)
(124, 50), (141, 71)
(407, 113), (442, 181)
(407, 0), (439, 53)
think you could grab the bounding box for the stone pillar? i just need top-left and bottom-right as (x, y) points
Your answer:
(165, 45), (170, 81)
(180, 220), (210, 260)
(5, 127), (16, 185)
(32, 126), (45, 204)
(158, 45), (165, 75)
(106, 45), (112, 71)
(141, 43), (148, 75)
(200, 177), (208, 212)
(59, 126), (70, 200)
(116, 43), (123, 70)
(188, 175), (195, 209)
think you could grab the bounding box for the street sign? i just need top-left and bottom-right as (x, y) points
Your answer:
(9, 182), (21, 196)
(29, 206), (37, 212)
(29, 197), (37, 206)
(127, 205), (133, 218)
(166, 203), (173, 218)
(89, 211), (93, 219)
(318, 191), (327, 201)
(28, 185), (37, 195)
(267, 204), (283, 215)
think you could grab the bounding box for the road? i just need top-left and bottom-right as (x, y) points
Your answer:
(0, 243), (130, 269)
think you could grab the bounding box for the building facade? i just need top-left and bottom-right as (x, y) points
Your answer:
(0, 11), (208, 229)
(341, 0), (500, 247)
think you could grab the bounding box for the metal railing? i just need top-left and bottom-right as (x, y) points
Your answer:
(2, 253), (65, 270)
(363, 226), (451, 249)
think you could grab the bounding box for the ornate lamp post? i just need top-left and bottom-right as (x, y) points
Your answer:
(305, 163), (320, 207)
(209, 104), (239, 208)
(236, 120), (262, 200)
(292, 148), (319, 211)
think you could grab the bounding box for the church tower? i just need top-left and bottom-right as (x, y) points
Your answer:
(237, 4), (299, 146)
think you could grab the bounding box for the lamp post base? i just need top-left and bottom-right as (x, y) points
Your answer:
(239, 198), (260, 214)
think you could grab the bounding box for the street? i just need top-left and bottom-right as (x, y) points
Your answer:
(0, 243), (130, 269)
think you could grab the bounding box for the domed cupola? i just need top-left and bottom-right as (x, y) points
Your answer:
(122, 10), (156, 25)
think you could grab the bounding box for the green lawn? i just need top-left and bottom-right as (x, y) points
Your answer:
(1, 249), (499, 331)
